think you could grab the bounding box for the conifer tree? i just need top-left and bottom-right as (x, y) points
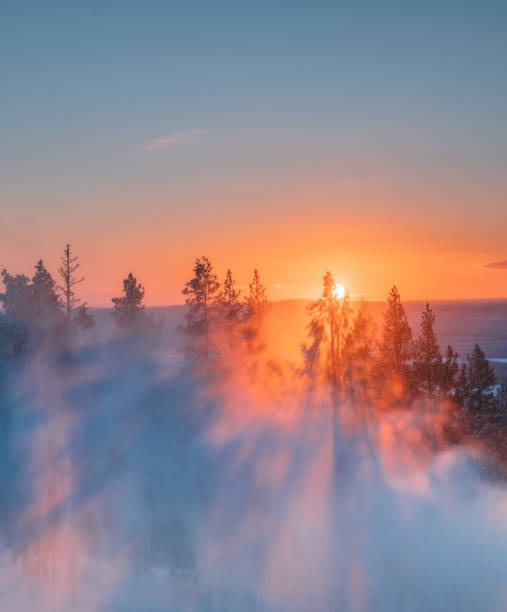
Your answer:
(303, 272), (351, 405)
(58, 244), (94, 331)
(466, 344), (496, 411)
(378, 286), (413, 398)
(343, 300), (375, 402)
(218, 269), (242, 336)
(440, 345), (459, 397)
(412, 303), (442, 396)
(0, 270), (32, 354)
(112, 273), (148, 331)
(31, 260), (66, 337)
(246, 269), (268, 316)
(454, 362), (469, 407)
(182, 257), (220, 358)
(243, 269), (268, 347)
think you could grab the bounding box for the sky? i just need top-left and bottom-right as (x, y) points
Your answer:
(1, 1), (507, 305)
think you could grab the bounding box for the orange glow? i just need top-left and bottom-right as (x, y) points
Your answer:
(332, 282), (346, 299)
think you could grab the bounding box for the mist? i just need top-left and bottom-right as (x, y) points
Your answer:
(1, 322), (507, 611)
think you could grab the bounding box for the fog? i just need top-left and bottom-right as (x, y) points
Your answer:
(1, 325), (507, 612)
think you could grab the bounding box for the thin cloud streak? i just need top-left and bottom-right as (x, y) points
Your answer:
(484, 260), (507, 270)
(144, 129), (205, 150)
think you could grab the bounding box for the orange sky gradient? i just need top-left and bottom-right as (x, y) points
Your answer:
(3, 176), (507, 306)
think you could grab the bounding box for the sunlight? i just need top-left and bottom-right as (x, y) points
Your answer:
(332, 283), (346, 300)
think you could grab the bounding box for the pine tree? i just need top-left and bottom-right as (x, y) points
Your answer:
(343, 300), (375, 402)
(303, 272), (351, 404)
(218, 269), (242, 337)
(466, 344), (496, 411)
(181, 257), (220, 358)
(0, 270), (32, 354)
(411, 303), (442, 396)
(378, 286), (413, 399)
(58, 244), (94, 331)
(112, 273), (148, 331)
(440, 345), (459, 397)
(454, 362), (469, 407)
(247, 269), (268, 316)
(31, 260), (65, 334)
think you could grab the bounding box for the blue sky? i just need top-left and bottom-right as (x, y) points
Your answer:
(1, 1), (507, 303)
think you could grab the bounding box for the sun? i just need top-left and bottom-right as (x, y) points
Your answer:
(332, 283), (346, 299)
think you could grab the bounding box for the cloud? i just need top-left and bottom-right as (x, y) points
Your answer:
(484, 260), (507, 269)
(144, 129), (205, 150)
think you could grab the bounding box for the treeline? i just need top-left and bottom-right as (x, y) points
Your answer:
(1, 248), (505, 430)
(303, 273), (501, 412)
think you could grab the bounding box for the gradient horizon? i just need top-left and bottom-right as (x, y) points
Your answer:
(2, 1), (507, 306)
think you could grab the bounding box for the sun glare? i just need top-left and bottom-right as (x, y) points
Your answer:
(332, 283), (346, 299)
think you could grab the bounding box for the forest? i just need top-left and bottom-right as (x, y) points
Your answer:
(1, 245), (507, 611)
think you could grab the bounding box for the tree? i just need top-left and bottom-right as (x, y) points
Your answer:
(243, 269), (269, 348)
(454, 362), (469, 407)
(411, 303), (442, 396)
(440, 345), (459, 397)
(466, 344), (496, 412)
(112, 273), (149, 331)
(343, 300), (375, 402)
(181, 257), (220, 358)
(303, 271), (351, 405)
(0, 270), (32, 354)
(378, 286), (413, 400)
(58, 244), (94, 331)
(246, 269), (268, 316)
(0, 261), (66, 352)
(218, 269), (242, 337)
(32, 259), (64, 328)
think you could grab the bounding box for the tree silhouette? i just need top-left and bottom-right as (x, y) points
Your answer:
(412, 303), (442, 396)
(243, 268), (269, 348)
(303, 271), (351, 405)
(218, 269), (242, 338)
(58, 244), (94, 331)
(378, 286), (413, 400)
(440, 345), (459, 397)
(466, 344), (496, 411)
(181, 257), (220, 358)
(112, 273), (148, 331)
(246, 269), (268, 316)
(343, 300), (375, 403)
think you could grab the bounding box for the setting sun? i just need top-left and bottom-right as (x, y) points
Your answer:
(332, 283), (346, 300)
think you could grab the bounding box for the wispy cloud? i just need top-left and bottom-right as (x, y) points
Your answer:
(484, 260), (507, 269)
(144, 129), (205, 150)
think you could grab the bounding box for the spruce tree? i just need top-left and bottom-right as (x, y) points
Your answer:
(181, 257), (220, 358)
(243, 268), (269, 348)
(303, 271), (351, 404)
(246, 269), (268, 316)
(440, 345), (459, 397)
(0, 270), (32, 354)
(343, 300), (375, 402)
(218, 269), (242, 337)
(466, 344), (496, 411)
(112, 273), (148, 331)
(454, 362), (469, 407)
(412, 303), (442, 396)
(31, 260), (66, 337)
(378, 286), (413, 398)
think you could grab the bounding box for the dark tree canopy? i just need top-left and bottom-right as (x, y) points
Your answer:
(412, 303), (442, 396)
(112, 273), (149, 331)
(379, 286), (413, 377)
(466, 344), (496, 411)
(181, 257), (220, 358)
(218, 269), (242, 332)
